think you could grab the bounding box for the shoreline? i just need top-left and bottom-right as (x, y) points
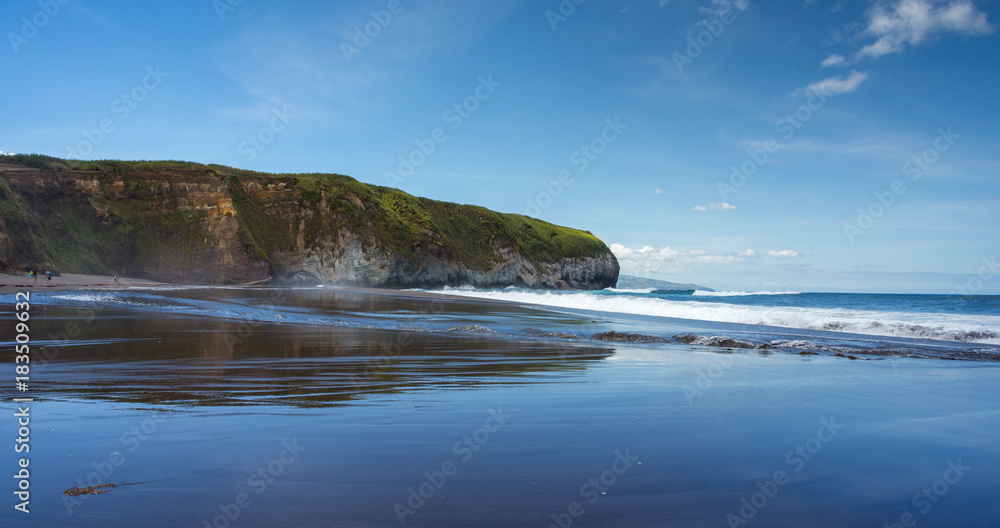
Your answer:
(0, 272), (528, 305)
(10, 284), (998, 363)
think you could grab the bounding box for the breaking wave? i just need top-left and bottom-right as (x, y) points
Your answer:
(430, 289), (1000, 344)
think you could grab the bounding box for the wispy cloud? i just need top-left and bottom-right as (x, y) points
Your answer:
(69, 3), (130, 33)
(693, 202), (737, 212)
(701, 0), (750, 18)
(211, 1), (518, 129)
(803, 70), (869, 95)
(767, 249), (801, 258)
(857, 0), (993, 59)
(611, 243), (753, 273)
(820, 53), (846, 67)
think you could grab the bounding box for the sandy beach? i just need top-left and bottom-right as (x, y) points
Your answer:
(0, 272), (166, 294)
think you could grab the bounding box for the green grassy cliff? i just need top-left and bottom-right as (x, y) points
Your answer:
(0, 155), (619, 289)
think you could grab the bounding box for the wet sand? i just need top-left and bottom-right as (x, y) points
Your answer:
(2, 289), (999, 527)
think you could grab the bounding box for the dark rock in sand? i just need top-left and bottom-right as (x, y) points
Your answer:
(674, 333), (769, 349)
(64, 483), (117, 496)
(522, 328), (580, 339)
(446, 325), (499, 334)
(593, 331), (668, 343)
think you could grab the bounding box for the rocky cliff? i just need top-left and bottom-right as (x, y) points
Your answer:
(0, 156), (619, 289)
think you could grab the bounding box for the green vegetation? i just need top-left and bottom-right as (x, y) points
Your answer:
(0, 154), (611, 278)
(0, 153), (205, 173)
(219, 168), (608, 271)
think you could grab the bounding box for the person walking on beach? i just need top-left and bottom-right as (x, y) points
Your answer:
(29, 270), (36, 284)
(46, 270), (52, 283)
(114, 274), (119, 283)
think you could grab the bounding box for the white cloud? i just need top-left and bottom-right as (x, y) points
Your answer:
(693, 202), (737, 212)
(858, 0), (993, 59)
(611, 244), (752, 273)
(739, 248), (758, 257)
(621, 0), (669, 13)
(655, 188), (664, 194)
(803, 70), (869, 95)
(820, 53), (846, 67)
(701, 0), (750, 18)
(767, 249), (801, 258)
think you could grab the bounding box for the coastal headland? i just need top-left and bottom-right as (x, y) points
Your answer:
(0, 155), (619, 290)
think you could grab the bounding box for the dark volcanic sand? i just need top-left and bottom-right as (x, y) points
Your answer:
(1, 288), (998, 527)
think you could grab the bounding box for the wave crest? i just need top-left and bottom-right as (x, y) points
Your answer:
(429, 289), (1000, 344)
(692, 290), (802, 297)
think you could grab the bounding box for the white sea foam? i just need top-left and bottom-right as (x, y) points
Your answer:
(692, 290), (802, 297)
(51, 293), (118, 303)
(429, 289), (1000, 344)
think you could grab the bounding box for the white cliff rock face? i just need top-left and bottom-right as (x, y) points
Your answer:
(273, 232), (619, 290)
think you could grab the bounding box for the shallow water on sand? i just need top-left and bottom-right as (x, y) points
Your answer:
(1, 288), (999, 527)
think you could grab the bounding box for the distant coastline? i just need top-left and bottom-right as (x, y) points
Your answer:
(615, 274), (714, 292)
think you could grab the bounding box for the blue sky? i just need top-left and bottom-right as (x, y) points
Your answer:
(3, 0), (999, 293)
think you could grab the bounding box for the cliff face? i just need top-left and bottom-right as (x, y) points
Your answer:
(0, 157), (619, 289)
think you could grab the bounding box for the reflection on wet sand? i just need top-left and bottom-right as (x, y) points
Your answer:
(26, 307), (614, 407)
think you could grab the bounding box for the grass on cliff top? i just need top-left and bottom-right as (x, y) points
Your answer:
(1, 154), (609, 268)
(253, 171), (608, 267)
(0, 154), (208, 173)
